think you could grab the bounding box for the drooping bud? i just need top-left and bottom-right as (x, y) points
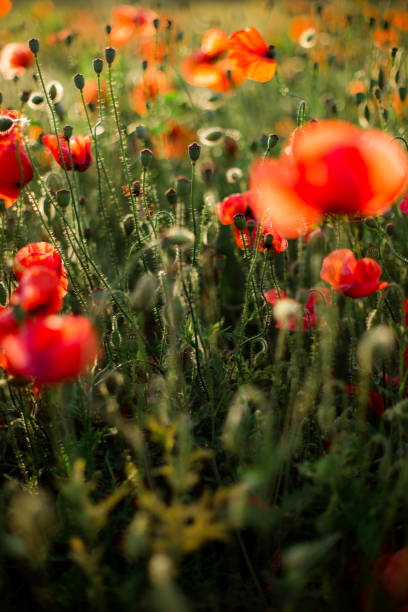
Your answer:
(93, 58), (104, 75)
(188, 142), (201, 163)
(28, 38), (40, 56)
(105, 46), (116, 65)
(73, 73), (85, 91)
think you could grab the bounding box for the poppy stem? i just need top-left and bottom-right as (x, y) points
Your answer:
(190, 162), (197, 266)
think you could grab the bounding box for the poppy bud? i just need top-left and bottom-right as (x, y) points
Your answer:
(391, 47), (398, 59)
(20, 90), (30, 104)
(0, 93), (3, 105)
(374, 88), (381, 100)
(131, 273), (158, 311)
(364, 216), (376, 228)
(54, 102), (65, 120)
(0, 282), (7, 306)
(162, 228), (194, 249)
(378, 69), (385, 90)
(399, 87), (407, 102)
(355, 92), (365, 105)
(105, 46), (116, 65)
(56, 189), (70, 208)
(0, 199), (6, 213)
(246, 219), (256, 233)
(63, 125), (73, 140)
(135, 124), (147, 140)
(153, 18), (160, 30)
(175, 176), (191, 197)
(267, 134), (279, 149)
(263, 233), (274, 250)
(123, 214), (135, 236)
(165, 187), (177, 206)
(142, 60), (148, 71)
(140, 148), (153, 168)
(188, 142), (201, 163)
(105, 24), (112, 35)
(73, 73), (85, 91)
(28, 38), (40, 56)
(233, 213), (246, 231)
(386, 223), (394, 235)
(0, 116), (13, 132)
(79, 196), (86, 206)
(93, 58), (104, 75)
(30, 94), (45, 106)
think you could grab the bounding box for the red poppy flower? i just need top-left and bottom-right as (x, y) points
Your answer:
(0, 111), (33, 209)
(110, 5), (158, 47)
(42, 133), (92, 172)
(265, 287), (330, 330)
(216, 192), (249, 225)
(10, 266), (63, 315)
(131, 66), (168, 115)
(250, 120), (408, 238)
(0, 42), (33, 80)
(13, 242), (68, 301)
(153, 121), (195, 159)
(182, 29), (244, 92)
(320, 249), (388, 298)
(0, 315), (101, 385)
(400, 196), (408, 215)
(227, 27), (277, 82)
(0, 0), (12, 17)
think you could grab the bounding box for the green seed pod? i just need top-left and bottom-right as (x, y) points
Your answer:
(135, 124), (146, 140)
(56, 189), (70, 208)
(73, 73), (85, 90)
(93, 58), (104, 75)
(263, 233), (274, 250)
(175, 176), (191, 197)
(63, 125), (73, 140)
(0, 116), (13, 132)
(28, 38), (40, 56)
(105, 46), (116, 65)
(267, 133), (279, 149)
(140, 148), (153, 168)
(188, 142), (201, 163)
(233, 213), (246, 231)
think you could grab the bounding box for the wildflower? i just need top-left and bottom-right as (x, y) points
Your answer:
(10, 266), (63, 315)
(182, 29), (244, 92)
(153, 122), (195, 159)
(0, 0), (11, 17)
(227, 27), (277, 82)
(216, 191), (287, 254)
(0, 43), (33, 80)
(320, 249), (388, 298)
(250, 120), (408, 238)
(42, 133), (92, 171)
(0, 315), (101, 385)
(131, 66), (168, 115)
(13, 241), (68, 301)
(265, 288), (330, 330)
(0, 111), (33, 209)
(289, 16), (318, 48)
(110, 4), (158, 47)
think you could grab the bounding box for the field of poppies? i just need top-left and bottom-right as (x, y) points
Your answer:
(2, 0), (408, 610)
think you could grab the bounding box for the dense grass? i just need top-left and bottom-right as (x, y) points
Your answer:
(1, 1), (408, 610)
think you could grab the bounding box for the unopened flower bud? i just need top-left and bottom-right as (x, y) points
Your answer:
(28, 38), (40, 56)
(263, 233), (274, 250)
(56, 189), (70, 208)
(142, 60), (148, 71)
(140, 148), (153, 168)
(20, 90), (30, 104)
(175, 176), (191, 197)
(131, 274), (158, 311)
(73, 73), (85, 90)
(105, 46), (116, 65)
(233, 213), (246, 231)
(105, 24), (112, 35)
(386, 222), (394, 236)
(165, 187), (177, 205)
(123, 214), (135, 236)
(153, 18), (160, 30)
(267, 133), (279, 149)
(93, 58), (104, 75)
(188, 141), (201, 163)
(246, 219), (256, 233)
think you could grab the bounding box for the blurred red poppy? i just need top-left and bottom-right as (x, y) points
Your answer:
(42, 133), (92, 172)
(110, 4), (158, 47)
(250, 120), (408, 238)
(320, 249), (388, 298)
(0, 0), (12, 17)
(0, 111), (33, 208)
(0, 315), (101, 384)
(10, 266), (63, 315)
(182, 29), (244, 92)
(13, 241), (68, 301)
(0, 42), (33, 80)
(227, 27), (277, 82)
(131, 66), (168, 115)
(216, 190), (288, 253)
(265, 287), (330, 330)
